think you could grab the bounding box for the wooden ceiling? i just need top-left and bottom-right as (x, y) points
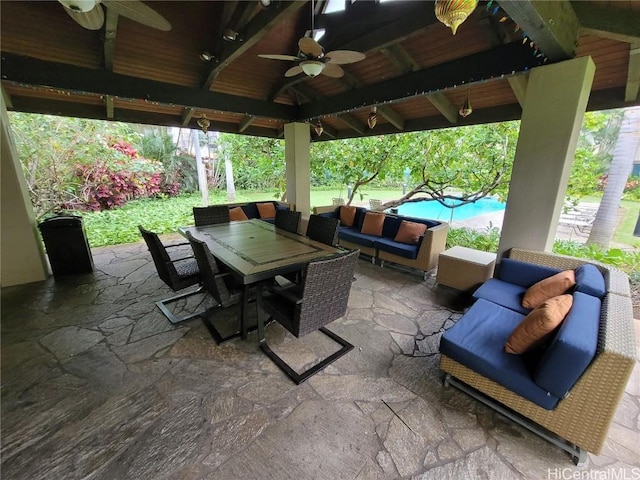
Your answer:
(1, 1), (639, 141)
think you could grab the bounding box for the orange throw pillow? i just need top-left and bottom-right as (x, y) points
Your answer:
(522, 270), (576, 309)
(394, 220), (427, 244)
(361, 212), (385, 236)
(257, 202), (276, 219)
(505, 294), (573, 354)
(339, 206), (357, 227)
(229, 207), (248, 221)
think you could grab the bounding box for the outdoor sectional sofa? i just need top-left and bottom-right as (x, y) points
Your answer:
(223, 200), (293, 222)
(439, 247), (635, 464)
(314, 205), (448, 278)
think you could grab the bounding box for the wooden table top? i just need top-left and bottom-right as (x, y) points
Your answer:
(180, 219), (342, 284)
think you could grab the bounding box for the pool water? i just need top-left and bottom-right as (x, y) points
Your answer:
(394, 197), (506, 221)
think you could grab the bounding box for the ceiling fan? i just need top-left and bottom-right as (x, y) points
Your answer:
(258, 0), (364, 78)
(259, 37), (365, 78)
(58, 0), (171, 31)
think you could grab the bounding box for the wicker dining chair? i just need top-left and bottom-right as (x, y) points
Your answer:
(306, 214), (339, 246)
(257, 248), (360, 384)
(192, 205), (230, 226)
(274, 209), (301, 234)
(138, 225), (204, 324)
(184, 231), (249, 344)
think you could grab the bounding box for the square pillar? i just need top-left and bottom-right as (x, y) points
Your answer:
(284, 122), (311, 217)
(1, 91), (48, 286)
(498, 56), (595, 259)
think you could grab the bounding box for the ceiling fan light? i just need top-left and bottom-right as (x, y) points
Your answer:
(300, 60), (325, 77)
(60, 0), (98, 12)
(435, 0), (478, 35)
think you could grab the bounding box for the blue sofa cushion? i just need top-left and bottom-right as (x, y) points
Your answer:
(339, 229), (380, 248)
(382, 215), (403, 239)
(499, 258), (562, 288)
(275, 203), (289, 212)
(374, 238), (418, 259)
(533, 292), (600, 398)
(472, 278), (531, 315)
(574, 264), (606, 299)
(354, 207), (368, 231)
(440, 299), (560, 410)
(241, 203), (259, 219)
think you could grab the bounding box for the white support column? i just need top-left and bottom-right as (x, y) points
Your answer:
(284, 123), (311, 217)
(1, 91), (48, 286)
(498, 57), (595, 259)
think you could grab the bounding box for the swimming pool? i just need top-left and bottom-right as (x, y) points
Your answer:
(393, 197), (506, 221)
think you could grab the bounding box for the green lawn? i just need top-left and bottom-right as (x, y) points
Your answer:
(80, 189), (639, 249)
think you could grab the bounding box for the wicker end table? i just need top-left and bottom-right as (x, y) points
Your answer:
(436, 246), (497, 292)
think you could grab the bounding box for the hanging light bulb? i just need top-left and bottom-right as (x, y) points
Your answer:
(435, 0), (478, 35)
(459, 90), (473, 117)
(315, 120), (323, 136)
(197, 114), (210, 133)
(367, 106), (378, 129)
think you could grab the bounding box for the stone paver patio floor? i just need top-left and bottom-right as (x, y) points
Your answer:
(2, 239), (639, 479)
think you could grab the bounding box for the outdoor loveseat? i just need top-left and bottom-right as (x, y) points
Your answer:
(315, 205), (448, 278)
(439, 247), (635, 464)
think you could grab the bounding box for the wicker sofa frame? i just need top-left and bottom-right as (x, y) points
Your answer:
(314, 205), (448, 278)
(439, 247), (635, 464)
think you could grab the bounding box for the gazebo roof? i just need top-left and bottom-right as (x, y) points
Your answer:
(1, 0), (639, 140)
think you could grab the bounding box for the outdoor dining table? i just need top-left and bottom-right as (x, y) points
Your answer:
(180, 219), (343, 339)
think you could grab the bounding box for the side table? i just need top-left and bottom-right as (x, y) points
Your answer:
(436, 246), (497, 292)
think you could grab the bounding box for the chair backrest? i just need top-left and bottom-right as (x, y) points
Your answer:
(184, 231), (237, 306)
(138, 225), (177, 287)
(295, 249), (359, 337)
(306, 214), (339, 246)
(193, 205), (230, 226)
(275, 209), (301, 233)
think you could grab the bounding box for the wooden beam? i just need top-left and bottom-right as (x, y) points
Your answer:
(297, 42), (542, 121)
(317, 1), (436, 53)
(507, 74), (529, 108)
(182, 107), (195, 126)
(7, 95), (283, 137)
(201, 1), (305, 89)
(377, 105), (404, 131)
(220, 1), (239, 32)
(426, 93), (458, 124)
(380, 44), (419, 74)
(499, 0), (579, 61)
(572, 3), (640, 44)
(238, 115), (255, 133)
(337, 114), (366, 134)
(103, 9), (118, 71)
(2, 86), (13, 109)
(269, 76), (308, 102)
(105, 95), (114, 119)
(2, 53), (295, 121)
(626, 43), (640, 103)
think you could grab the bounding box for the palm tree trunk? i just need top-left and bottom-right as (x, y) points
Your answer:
(587, 107), (640, 247)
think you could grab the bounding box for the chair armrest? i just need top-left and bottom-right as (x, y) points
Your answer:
(269, 283), (304, 305)
(170, 255), (195, 263)
(166, 242), (190, 249)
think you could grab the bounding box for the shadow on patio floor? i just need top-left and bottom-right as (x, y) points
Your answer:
(1, 240), (638, 479)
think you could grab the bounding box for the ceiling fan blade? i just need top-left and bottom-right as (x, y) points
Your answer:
(258, 54), (300, 61)
(325, 50), (366, 65)
(298, 37), (323, 58)
(321, 63), (344, 78)
(285, 65), (303, 77)
(103, 0), (171, 31)
(61, 4), (104, 30)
